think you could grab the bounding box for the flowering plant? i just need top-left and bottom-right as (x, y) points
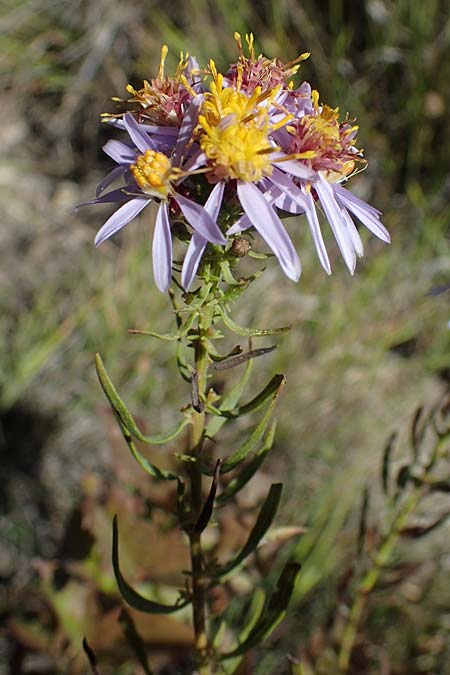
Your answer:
(83, 34), (390, 674)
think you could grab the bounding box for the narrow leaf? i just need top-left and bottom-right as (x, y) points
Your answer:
(96, 353), (188, 445)
(219, 378), (285, 474)
(117, 419), (178, 480)
(195, 459), (222, 533)
(400, 511), (450, 538)
(220, 562), (301, 659)
(208, 374), (286, 420)
(217, 423), (277, 505)
(211, 483), (282, 580)
(213, 346), (276, 371)
(119, 609), (154, 675)
(191, 369), (203, 413)
(206, 358), (253, 438)
(206, 342), (242, 362)
(128, 312), (197, 341)
(381, 432), (397, 495)
(219, 589), (266, 675)
(82, 638), (101, 675)
(112, 516), (190, 614)
(357, 485), (370, 557)
(219, 306), (292, 337)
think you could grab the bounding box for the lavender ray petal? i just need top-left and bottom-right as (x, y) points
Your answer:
(108, 117), (179, 137)
(334, 183), (382, 216)
(227, 215), (252, 235)
(237, 180), (301, 282)
(77, 188), (130, 209)
(181, 233), (207, 291)
(334, 188), (390, 243)
(204, 181), (225, 220)
(270, 152), (316, 179)
(123, 112), (156, 152)
(341, 207), (364, 258)
(173, 94), (203, 167)
(315, 174), (356, 274)
(302, 187), (332, 275)
(182, 149), (207, 173)
(269, 167), (308, 212)
(174, 193), (226, 245)
(102, 139), (136, 165)
(227, 183), (280, 235)
(152, 202), (173, 292)
(96, 166), (127, 197)
(94, 198), (150, 246)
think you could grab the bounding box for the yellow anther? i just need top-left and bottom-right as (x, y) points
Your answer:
(158, 45), (169, 80)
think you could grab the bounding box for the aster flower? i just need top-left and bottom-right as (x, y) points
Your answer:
(83, 113), (225, 292)
(179, 61), (319, 288)
(104, 45), (203, 128)
(269, 89), (391, 274)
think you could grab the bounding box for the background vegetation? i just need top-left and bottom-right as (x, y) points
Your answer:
(1, 0), (449, 673)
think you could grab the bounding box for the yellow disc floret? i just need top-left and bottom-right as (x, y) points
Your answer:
(130, 150), (178, 199)
(199, 116), (274, 182)
(198, 61), (289, 182)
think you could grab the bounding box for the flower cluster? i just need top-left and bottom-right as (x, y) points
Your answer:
(84, 34), (390, 292)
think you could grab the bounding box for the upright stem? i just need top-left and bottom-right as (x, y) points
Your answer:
(188, 307), (211, 673)
(337, 490), (420, 673)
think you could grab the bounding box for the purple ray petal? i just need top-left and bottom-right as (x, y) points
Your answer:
(334, 183), (382, 216)
(334, 187), (390, 243)
(95, 197), (150, 246)
(77, 188), (130, 209)
(102, 139), (136, 165)
(182, 149), (207, 173)
(315, 174), (356, 274)
(237, 181), (301, 282)
(302, 187), (332, 275)
(123, 112), (156, 153)
(341, 207), (364, 258)
(269, 167), (308, 213)
(174, 193), (226, 245)
(182, 233), (207, 290)
(227, 183), (281, 235)
(173, 94), (203, 166)
(96, 165), (127, 197)
(227, 215), (251, 235)
(152, 202), (173, 292)
(270, 152), (316, 179)
(107, 117), (180, 136)
(180, 182), (225, 290)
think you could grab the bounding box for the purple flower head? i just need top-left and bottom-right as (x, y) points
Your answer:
(83, 113), (225, 293)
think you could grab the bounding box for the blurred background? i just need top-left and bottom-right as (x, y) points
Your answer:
(1, 0), (449, 673)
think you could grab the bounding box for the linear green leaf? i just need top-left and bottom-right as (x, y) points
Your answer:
(112, 516), (190, 614)
(210, 483), (282, 581)
(219, 306), (292, 337)
(119, 610), (154, 675)
(128, 312), (197, 341)
(118, 419), (178, 480)
(206, 358), (253, 438)
(212, 346), (276, 371)
(96, 353), (188, 445)
(207, 373), (285, 420)
(219, 589), (266, 675)
(219, 379), (284, 474)
(220, 562), (301, 660)
(217, 423), (277, 505)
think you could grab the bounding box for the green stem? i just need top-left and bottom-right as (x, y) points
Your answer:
(188, 306), (212, 674)
(337, 490), (420, 673)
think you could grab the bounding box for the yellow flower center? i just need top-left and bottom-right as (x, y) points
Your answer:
(198, 61), (286, 182)
(130, 150), (178, 198)
(199, 118), (274, 182)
